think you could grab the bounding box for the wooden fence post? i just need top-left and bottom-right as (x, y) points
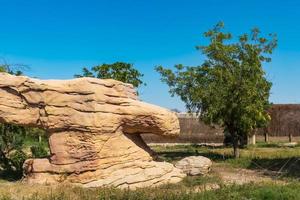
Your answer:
(264, 132), (269, 143)
(252, 134), (256, 145)
(247, 133), (256, 145)
(289, 133), (293, 143)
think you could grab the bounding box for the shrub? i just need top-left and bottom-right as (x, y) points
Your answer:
(31, 144), (48, 158)
(10, 150), (27, 172)
(0, 123), (27, 178)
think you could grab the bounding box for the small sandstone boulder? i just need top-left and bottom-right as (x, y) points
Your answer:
(175, 156), (212, 176)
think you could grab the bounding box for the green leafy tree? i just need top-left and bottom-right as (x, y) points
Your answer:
(0, 123), (27, 173)
(75, 62), (145, 88)
(30, 143), (48, 158)
(156, 22), (277, 158)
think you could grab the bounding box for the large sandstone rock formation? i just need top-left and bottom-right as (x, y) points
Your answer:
(0, 73), (185, 189)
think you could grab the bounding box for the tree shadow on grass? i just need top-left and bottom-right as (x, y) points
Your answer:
(247, 157), (300, 179)
(156, 149), (300, 179)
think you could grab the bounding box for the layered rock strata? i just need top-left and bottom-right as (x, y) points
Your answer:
(0, 73), (185, 188)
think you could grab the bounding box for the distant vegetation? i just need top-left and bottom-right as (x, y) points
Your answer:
(75, 62), (145, 89)
(0, 64), (23, 76)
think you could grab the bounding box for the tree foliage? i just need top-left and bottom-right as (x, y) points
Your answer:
(156, 22), (277, 158)
(0, 123), (27, 173)
(75, 62), (145, 88)
(30, 143), (48, 158)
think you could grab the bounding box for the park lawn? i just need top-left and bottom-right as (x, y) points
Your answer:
(1, 181), (300, 200)
(1, 143), (300, 199)
(153, 143), (300, 179)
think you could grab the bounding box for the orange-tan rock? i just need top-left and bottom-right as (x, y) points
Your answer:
(0, 73), (185, 189)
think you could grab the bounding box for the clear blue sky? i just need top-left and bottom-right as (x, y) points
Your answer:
(1, 0), (300, 111)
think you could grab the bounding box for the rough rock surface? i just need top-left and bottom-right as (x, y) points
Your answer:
(0, 73), (185, 189)
(175, 156), (212, 176)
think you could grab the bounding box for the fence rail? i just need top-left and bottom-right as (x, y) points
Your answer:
(142, 104), (300, 144)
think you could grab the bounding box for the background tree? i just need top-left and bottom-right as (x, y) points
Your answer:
(156, 22), (277, 158)
(75, 62), (145, 88)
(0, 124), (26, 174)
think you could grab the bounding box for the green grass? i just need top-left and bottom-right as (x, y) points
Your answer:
(2, 142), (300, 199)
(181, 175), (222, 187)
(206, 183), (300, 200)
(153, 143), (300, 179)
(1, 182), (300, 200)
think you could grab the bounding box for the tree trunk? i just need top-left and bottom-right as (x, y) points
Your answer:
(233, 136), (240, 158)
(233, 143), (240, 158)
(39, 135), (42, 143)
(240, 134), (248, 146)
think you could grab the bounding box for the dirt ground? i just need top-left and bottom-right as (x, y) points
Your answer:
(212, 164), (285, 185)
